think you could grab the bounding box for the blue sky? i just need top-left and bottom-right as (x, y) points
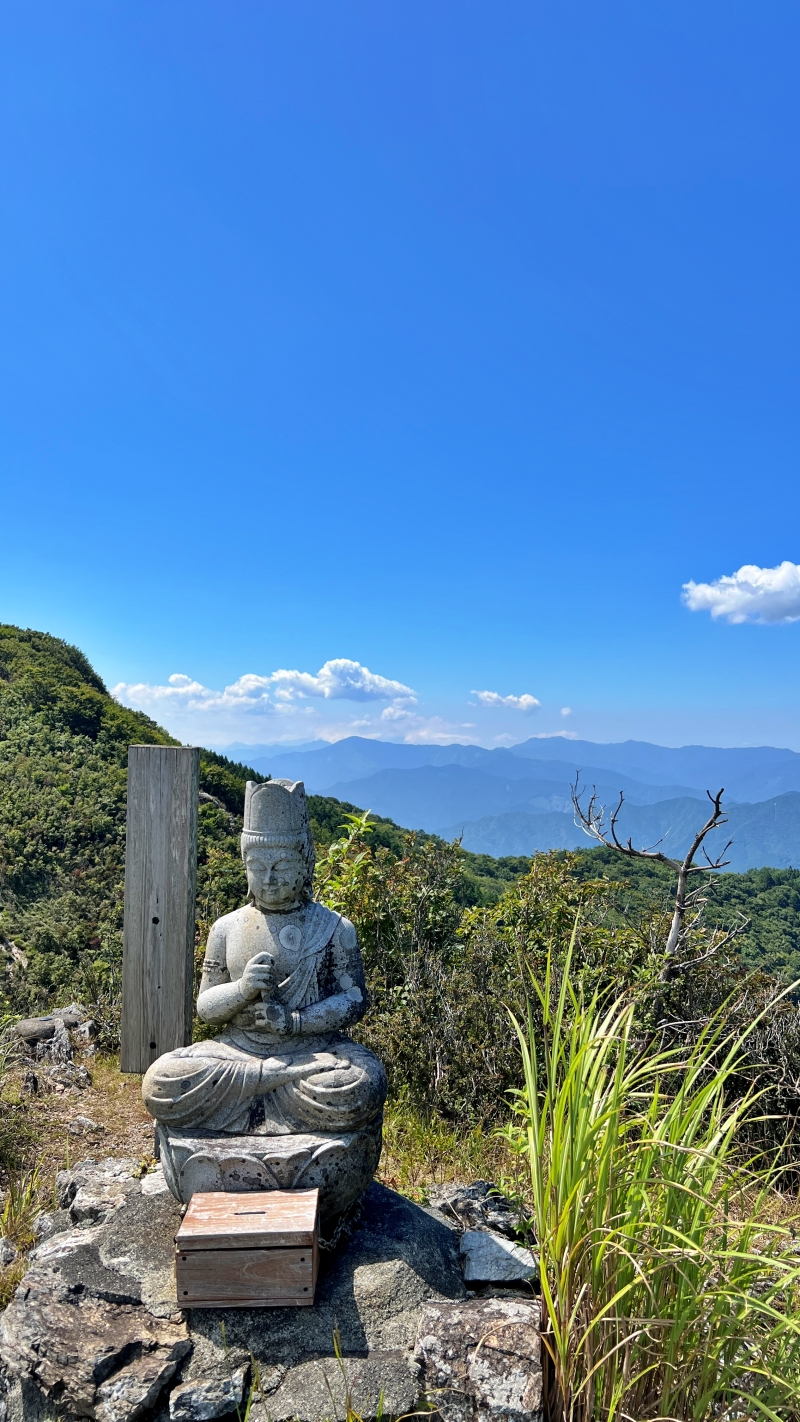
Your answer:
(2, 2), (800, 749)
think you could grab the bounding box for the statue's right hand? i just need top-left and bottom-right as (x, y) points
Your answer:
(238, 952), (275, 1002)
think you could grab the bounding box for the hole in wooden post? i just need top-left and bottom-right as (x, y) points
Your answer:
(150, 1042), (157, 1049)
(152, 916), (159, 924)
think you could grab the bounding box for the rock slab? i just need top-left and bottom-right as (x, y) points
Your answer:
(0, 1163), (485, 1422)
(0, 1161), (542, 1422)
(0, 1268), (189, 1421)
(168, 1368), (247, 1422)
(415, 1298), (543, 1422)
(427, 1182), (523, 1239)
(459, 1230), (539, 1285)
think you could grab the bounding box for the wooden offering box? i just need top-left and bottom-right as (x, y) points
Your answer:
(175, 1189), (319, 1308)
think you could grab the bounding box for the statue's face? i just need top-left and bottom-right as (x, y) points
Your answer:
(245, 846), (307, 911)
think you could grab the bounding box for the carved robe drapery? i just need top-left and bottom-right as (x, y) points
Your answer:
(141, 903), (386, 1137)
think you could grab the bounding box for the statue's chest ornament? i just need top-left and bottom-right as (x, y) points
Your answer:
(278, 924), (302, 953)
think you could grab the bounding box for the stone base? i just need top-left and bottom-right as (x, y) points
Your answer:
(156, 1119), (383, 1220)
(0, 1159), (542, 1422)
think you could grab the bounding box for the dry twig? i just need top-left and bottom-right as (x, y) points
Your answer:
(571, 777), (745, 974)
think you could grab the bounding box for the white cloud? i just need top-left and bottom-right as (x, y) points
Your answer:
(269, 659), (415, 703)
(379, 705), (477, 743)
(112, 658), (416, 718)
(682, 561), (800, 625)
(471, 690), (541, 712)
(560, 706), (572, 717)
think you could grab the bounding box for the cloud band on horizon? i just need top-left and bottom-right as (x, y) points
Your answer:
(112, 658), (417, 717)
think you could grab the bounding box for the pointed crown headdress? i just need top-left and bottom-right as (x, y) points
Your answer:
(241, 779), (315, 884)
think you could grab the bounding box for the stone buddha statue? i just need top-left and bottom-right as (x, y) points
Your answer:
(142, 779), (387, 1219)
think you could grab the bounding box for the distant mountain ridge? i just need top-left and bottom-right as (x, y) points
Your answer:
(231, 734), (800, 870)
(439, 795), (800, 872)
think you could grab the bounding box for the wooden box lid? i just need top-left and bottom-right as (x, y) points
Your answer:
(175, 1189), (319, 1252)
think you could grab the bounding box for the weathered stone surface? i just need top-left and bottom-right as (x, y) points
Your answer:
(57, 1159), (139, 1224)
(427, 1181), (522, 1239)
(28, 1223), (107, 1267)
(41, 1062), (92, 1094)
(13, 1008), (87, 1060)
(0, 1239), (18, 1267)
(142, 779), (387, 1221)
(52, 1006), (88, 1029)
(249, 1352), (417, 1422)
(459, 1230), (538, 1286)
(31, 1210), (71, 1244)
(183, 1181), (466, 1366)
(1, 1174), (470, 1422)
(415, 1298), (543, 1422)
(168, 1369), (247, 1422)
(140, 1168), (170, 1199)
(0, 1266), (190, 1418)
(12, 1020), (55, 1046)
(38, 1019), (72, 1065)
(68, 1117), (104, 1137)
(95, 1348), (189, 1422)
(98, 1188), (188, 1320)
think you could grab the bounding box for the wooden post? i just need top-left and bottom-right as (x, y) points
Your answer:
(121, 745), (200, 1073)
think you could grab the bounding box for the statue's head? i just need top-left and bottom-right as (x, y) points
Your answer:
(241, 779), (315, 912)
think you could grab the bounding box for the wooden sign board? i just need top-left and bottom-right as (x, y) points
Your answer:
(175, 1189), (320, 1308)
(121, 745), (199, 1073)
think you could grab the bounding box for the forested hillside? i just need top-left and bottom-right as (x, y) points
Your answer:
(2, 623), (800, 1022)
(0, 625), (524, 1015)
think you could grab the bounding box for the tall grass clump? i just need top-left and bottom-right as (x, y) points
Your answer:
(509, 941), (800, 1422)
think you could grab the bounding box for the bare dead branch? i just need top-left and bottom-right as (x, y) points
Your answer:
(571, 776), (684, 870)
(571, 776), (735, 975)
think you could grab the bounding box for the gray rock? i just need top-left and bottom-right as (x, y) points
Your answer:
(36, 1019), (72, 1065)
(31, 1210), (71, 1244)
(141, 1166), (170, 1197)
(2, 1174), (468, 1422)
(0, 1266), (190, 1419)
(95, 1348), (191, 1422)
(415, 1298), (543, 1422)
(68, 1116), (104, 1136)
(45, 1060), (92, 1091)
(98, 1188), (189, 1319)
(56, 1157), (139, 1222)
(168, 1368), (247, 1422)
(428, 1181), (523, 1239)
(74, 1020), (99, 1045)
(28, 1223), (108, 1266)
(51, 1004), (87, 1028)
(0, 1240), (18, 1267)
(459, 1230), (538, 1286)
(249, 1351), (417, 1422)
(12, 1020), (54, 1046)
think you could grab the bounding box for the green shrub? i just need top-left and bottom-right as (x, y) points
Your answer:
(509, 939), (800, 1421)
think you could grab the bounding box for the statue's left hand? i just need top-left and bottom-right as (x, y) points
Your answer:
(253, 1001), (286, 1032)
